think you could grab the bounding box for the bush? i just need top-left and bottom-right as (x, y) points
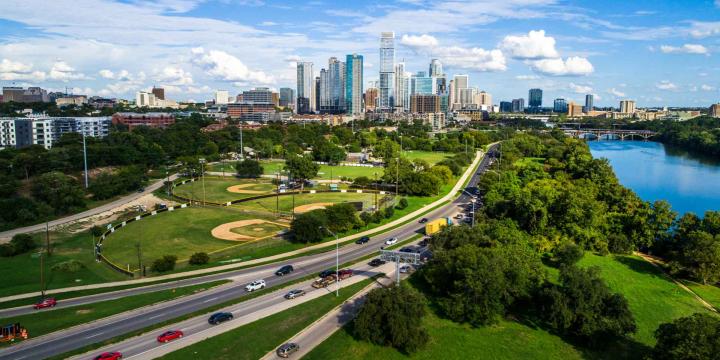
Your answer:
(396, 197), (408, 210)
(236, 159), (264, 178)
(653, 313), (720, 360)
(352, 176), (372, 188)
(189, 252), (210, 265)
(360, 212), (373, 225)
(372, 211), (384, 224)
(384, 206), (395, 219)
(0, 244), (15, 257)
(290, 209), (328, 243)
(90, 225), (104, 237)
(554, 242), (584, 266)
(151, 255), (178, 272)
(9, 233), (35, 255)
(51, 260), (84, 273)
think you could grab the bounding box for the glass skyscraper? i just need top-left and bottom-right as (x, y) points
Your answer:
(411, 71), (435, 95)
(345, 54), (363, 115)
(529, 88), (543, 110)
(379, 32), (395, 112)
(296, 62), (314, 113)
(584, 94), (594, 113)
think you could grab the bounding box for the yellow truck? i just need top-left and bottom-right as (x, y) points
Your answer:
(425, 217), (453, 235)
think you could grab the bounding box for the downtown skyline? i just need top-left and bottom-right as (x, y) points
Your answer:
(0, 0), (719, 107)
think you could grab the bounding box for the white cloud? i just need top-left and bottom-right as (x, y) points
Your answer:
(0, 59), (33, 73)
(530, 56), (594, 76)
(609, 88), (626, 97)
(569, 82), (593, 94)
(400, 34), (439, 49)
(98, 69), (115, 79)
(656, 80), (677, 91)
(660, 44), (709, 54)
(191, 47), (275, 84)
(515, 75), (540, 80)
(154, 65), (193, 85)
(687, 21), (720, 38)
(701, 84), (716, 91)
(185, 85), (212, 94)
(0, 59), (46, 81)
(48, 60), (89, 81)
(260, 21), (277, 26)
(500, 30), (559, 59)
(437, 46), (507, 72)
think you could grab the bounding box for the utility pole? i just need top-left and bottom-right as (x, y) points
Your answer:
(471, 198), (476, 227)
(40, 252), (45, 297)
(136, 242), (142, 277)
(239, 119), (244, 161)
(320, 227), (340, 297)
(45, 221), (51, 256)
(395, 157), (399, 196)
(166, 169), (170, 196)
(276, 172), (280, 216)
(82, 131), (89, 189)
(199, 158), (206, 206)
(374, 171), (378, 211)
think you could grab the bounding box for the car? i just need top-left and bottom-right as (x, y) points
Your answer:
(355, 236), (370, 244)
(156, 330), (184, 343)
(284, 289), (306, 299)
(94, 352), (122, 360)
(245, 280), (266, 292)
(137, 187), (145, 193)
(419, 218), (428, 223)
(208, 312), (234, 325)
(319, 269), (335, 278)
(312, 275), (337, 288)
(455, 213), (464, 219)
(419, 239), (429, 247)
(337, 269), (353, 279)
(276, 342), (300, 358)
(399, 247), (414, 253)
(275, 265), (294, 276)
(400, 265), (413, 273)
(33, 297), (57, 309)
(385, 237), (398, 245)
(369, 258), (386, 267)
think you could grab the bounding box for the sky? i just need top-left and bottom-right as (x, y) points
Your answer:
(0, 0), (718, 107)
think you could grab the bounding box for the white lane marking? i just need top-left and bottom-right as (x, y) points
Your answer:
(149, 314), (164, 319)
(202, 296), (219, 303)
(86, 331), (105, 339)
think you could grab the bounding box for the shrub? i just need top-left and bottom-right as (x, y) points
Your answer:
(0, 244), (15, 257)
(51, 260), (85, 273)
(372, 211), (385, 224)
(236, 159), (264, 178)
(554, 242), (584, 266)
(396, 197), (408, 210)
(384, 206), (395, 219)
(189, 252), (210, 265)
(290, 209), (328, 243)
(151, 255), (178, 272)
(9, 233), (35, 255)
(90, 225), (104, 237)
(360, 212), (373, 225)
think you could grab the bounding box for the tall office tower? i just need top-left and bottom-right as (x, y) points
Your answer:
(511, 98), (525, 113)
(620, 100), (636, 114)
(136, 91), (156, 107)
(710, 103), (720, 118)
(151, 87), (165, 100)
(452, 74), (469, 110)
(345, 54), (364, 115)
(553, 98), (568, 113)
(435, 76), (447, 95)
(584, 94), (594, 113)
(448, 80), (455, 106)
(528, 88), (542, 111)
(394, 62), (410, 112)
(429, 59), (443, 77)
(379, 32), (395, 111)
(499, 101), (512, 113)
(319, 68), (330, 112)
(477, 91), (492, 107)
(296, 62), (314, 113)
(279, 88), (295, 108)
(459, 88), (477, 108)
(215, 90), (229, 105)
(411, 71), (435, 95)
(314, 76), (321, 113)
(328, 57), (346, 113)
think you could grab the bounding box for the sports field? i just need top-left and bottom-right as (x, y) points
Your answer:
(172, 177), (275, 203)
(235, 192), (378, 214)
(402, 150), (453, 165)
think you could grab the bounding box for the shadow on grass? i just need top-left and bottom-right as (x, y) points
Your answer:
(614, 255), (665, 278)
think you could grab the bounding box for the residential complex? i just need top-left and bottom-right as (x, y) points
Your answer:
(111, 112), (175, 130)
(0, 116), (111, 149)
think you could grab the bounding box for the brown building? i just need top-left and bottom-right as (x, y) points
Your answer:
(410, 94), (441, 113)
(151, 87), (165, 100)
(111, 112), (175, 130)
(364, 88), (378, 112)
(567, 102), (584, 117)
(710, 104), (720, 118)
(271, 92), (280, 107)
(227, 102), (275, 119)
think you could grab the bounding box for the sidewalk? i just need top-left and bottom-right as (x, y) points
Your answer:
(1, 150), (482, 303)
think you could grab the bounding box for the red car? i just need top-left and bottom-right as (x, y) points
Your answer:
(338, 269), (353, 280)
(33, 297), (57, 309)
(94, 352), (122, 360)
(157, 330), (184, 343)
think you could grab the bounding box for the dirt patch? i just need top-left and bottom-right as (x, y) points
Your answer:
(76, 309), (93, 315)
(226, 184), (270, 194)
(293, 202), (335, 213)
(211, 219), (288, 241)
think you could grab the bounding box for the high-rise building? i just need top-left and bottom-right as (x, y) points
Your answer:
(553, 98), (568, 113)
(365, 87), (379, 112)
(394, 62), (409, 112)
(314, 76), (321, 113)
(410, 71), (435, 95)
(215, 90), (229, 105)
(511, 98), (525, 113)
(296, 62), (314, 114)
(528, 88), (542, 110)
(345, 54), (364, 115)
(279, 88), (295, 108)
(318, 57), (346, 114)
(451, 75), (469, 110)
(500, 101), (512, 113)
(136, 91), (156, 107)
(151, 87), (165, 100)
(567, 102), (583, 117)
(379, 32), (395, 112)
(429, 59), (443, 77)
(459, 88), (477, 108)
(620, 100), (636, 114)
(242, 87), (274, 103)
(476, 91), (492, 107)
(410, 94), (441, 113)
(584, 94), (594, 113)
(710, 103), (720, 118)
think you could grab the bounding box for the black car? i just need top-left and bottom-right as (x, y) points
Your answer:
(275, 265), (294, 276)
(319, 269), (335, 278)
(399, 247), (414, 253)
(208, 312), (233, 325)
(355, 236), (370, 244)
(369, 258), (386, 267)
(419, 239), (429, 247)
(419, 218), (428, 223)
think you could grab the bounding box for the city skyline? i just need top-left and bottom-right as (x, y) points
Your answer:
(0, 0), (718, 106)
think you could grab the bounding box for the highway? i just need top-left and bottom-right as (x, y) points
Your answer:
(0, 145), (497, 360)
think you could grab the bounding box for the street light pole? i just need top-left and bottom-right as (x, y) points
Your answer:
(395, 157), (399, 196)
(471, 198), (476, 227)
(82, 131), (88, 189)
(199, 158), (207, 206)
(320, 227), (339, 297)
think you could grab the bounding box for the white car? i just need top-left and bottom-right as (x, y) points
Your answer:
(400, 265), (413, 273)
(385, 237), (398, 245)
(245, 279), (266, 292)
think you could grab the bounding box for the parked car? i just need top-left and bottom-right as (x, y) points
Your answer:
(400, 265), (413, 273)
(275, 265), (294, 276)
(319, 269), (335, 278)
(137, 187), (145, 193)
(284, 289), (306, 299)
(355, 236), (370, 244)
(95, 352), (122, 360)
(337, 269), (353, 280)
(156, 330), (184, 343)
(33, 297), (57, 309)
(245, 280), (266, 292)
(399, 247), (414, 253)
(419, 218), (428, 223)
(276, 343), (300, 358)
(385, 237), (398, 245)
(369, 258), (386, 267)
(208, 312), (234, 325)
(419, 239), (428, 247)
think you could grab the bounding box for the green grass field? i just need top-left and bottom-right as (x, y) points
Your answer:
(2, 281), (227, 344)
(305, 254), (716, 360)
(681, 280), (720, 310)
(403, 150), (453, 165)
(159, 279), (373, 360)
(172, 177), (274, 203)
(236, 192), (377, 214)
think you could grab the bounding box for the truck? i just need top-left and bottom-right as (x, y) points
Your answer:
(312, 275), (337, 288)
(425, 217), (453, 235)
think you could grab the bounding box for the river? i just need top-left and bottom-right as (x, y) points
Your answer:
(588, 140), (720, 216)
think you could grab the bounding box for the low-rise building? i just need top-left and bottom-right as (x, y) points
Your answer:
(1, 116), (111, 149)
(711, 104), (720, 118)
(111, 112), (175, 130)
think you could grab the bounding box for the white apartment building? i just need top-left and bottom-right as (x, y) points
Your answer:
(215, 90), (230, 105)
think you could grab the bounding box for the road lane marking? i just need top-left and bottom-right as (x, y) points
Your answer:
(202, 296), (219, 303)
(86, 331), (105, 339)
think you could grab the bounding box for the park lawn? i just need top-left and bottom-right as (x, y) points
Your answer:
(403, 150), (453, 165)
(236, 192), (377, 214)
(0, 230), (127, 298)
(172, 177), (274, 203)
(159, 279), (373, 360)
(316, 164), (382, 180)
(681, 280), (720, 310)
(101, 206), (279, 272)
(2, 281), (228, 343)
(577, 254), (714, 346)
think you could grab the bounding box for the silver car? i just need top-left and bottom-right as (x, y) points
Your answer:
(284, 289), (305, 300)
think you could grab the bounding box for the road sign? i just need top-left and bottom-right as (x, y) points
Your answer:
(380, 250), (420, 265)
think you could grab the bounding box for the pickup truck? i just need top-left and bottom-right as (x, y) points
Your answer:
(312, 275), (337, 288)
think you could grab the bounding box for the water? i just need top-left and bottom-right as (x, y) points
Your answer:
(587, 141), (720, 216)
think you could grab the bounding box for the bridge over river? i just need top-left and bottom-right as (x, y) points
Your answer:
(559, 127), (658, 140)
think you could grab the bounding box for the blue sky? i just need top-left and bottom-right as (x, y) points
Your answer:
(0, 0), (718, 107)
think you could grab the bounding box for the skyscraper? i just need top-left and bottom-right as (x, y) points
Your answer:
(410, 71), (435, 95)
(620, 100), (636, 114)
(296, 62), (314, 114)
(215, 90), (229, 105)
(584, 94), (594, 113)
(554, 98), (568, 113)
(394, 62), (409, 112)
(379, 32), (395, 112)
(318, 57), (346, 114)
(279, 87), (295, 108)
(529, 88), (542, 110)
(345, 54), (364, 115)
(429, 59), (443, 77)
(151, 87), (165, 100)
(511, 98), (525, 113)
(451, 74), (469, 110)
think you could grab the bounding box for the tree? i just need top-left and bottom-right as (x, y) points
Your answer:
(285, 155), (319, 189)
(396, 197), (408, 210)
(189, 252), (210, 265)
(428, 165), (453, 184)
(0, 174), (19, 197)
(325, 203), (359, 233)
(290, 209), (327, 243)
(31, 171), (86, 214)
(353, 285), (429, 353)
(151, 255), (178, 272)
(403, 172), (441, 196)
(374, 138), (400, 161)
(6, 233), (35, 256)
(554, 242), (584, 266)
(236, 159), (263, 178)
(653, 313), (720, 360)
(682, 231), (720, 285)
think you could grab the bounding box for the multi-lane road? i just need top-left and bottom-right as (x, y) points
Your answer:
(0, 145), (497, 360)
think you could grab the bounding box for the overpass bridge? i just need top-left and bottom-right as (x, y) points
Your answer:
(560, 128), (658, 140)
